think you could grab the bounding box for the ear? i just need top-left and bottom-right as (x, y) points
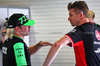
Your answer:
(80, 12), (84, 18)
(14, 27), (20, 32)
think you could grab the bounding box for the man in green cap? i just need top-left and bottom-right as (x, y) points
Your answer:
(2, 13), (52, 66)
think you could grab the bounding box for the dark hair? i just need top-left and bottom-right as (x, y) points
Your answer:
(67, 1), (89, 17)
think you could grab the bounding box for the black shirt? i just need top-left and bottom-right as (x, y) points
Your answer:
(66, 23), (100, 66)
(2, 35), (31, 66)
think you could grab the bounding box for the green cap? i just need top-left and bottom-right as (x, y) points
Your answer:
(7, 13), (35, 28)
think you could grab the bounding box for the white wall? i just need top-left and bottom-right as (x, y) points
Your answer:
(0, 8), (7, 66)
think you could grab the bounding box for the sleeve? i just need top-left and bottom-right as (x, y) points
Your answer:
(0, 41), (2, 50)
(13, 42), (27, 66)
(65, 27), (84, 47)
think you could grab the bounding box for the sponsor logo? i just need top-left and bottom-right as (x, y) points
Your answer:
(93, 41), (100, 53)
(94, 48), (100, 53)
(95, 30), (100, 40)
(70, 29), (76, 33)
(2, 47), (7, 54)
(94, 41), (100, 45)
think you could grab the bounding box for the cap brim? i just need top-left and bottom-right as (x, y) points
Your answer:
(23, 20), (35, 26)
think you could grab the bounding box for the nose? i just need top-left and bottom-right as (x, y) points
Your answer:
(68, 16), (70, 21)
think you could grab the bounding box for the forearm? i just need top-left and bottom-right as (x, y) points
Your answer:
(43, 43), (62, 66)
(2, 36), (6, 44)
(28, 43), (42, 55)
(28, 41), (53, 55)
(2, 28), (6, 44)
(43, 36), (70, 66)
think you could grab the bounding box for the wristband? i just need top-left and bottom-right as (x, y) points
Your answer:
(38, 41), (43, 47)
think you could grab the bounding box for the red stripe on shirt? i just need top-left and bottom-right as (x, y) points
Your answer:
(65, 34), (74, 47)
(65, 34), (87, 66)
(74, 41), (87, 66)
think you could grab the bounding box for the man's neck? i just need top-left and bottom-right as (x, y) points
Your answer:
(78, 18), (89, 26)
(13, 33), (24, 39)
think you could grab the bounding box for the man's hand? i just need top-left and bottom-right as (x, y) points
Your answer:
(38, 41), (53, 47)
(29, 41), (53, 55)
(2, 28), (6, 36)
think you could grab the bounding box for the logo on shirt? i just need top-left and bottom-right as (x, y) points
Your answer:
(95, 30), (100, 40)
(2, 47), (7, 54)
(70, 29), (76, 33)
(94, 48), (100, 53)
(94, 41), (100, 45)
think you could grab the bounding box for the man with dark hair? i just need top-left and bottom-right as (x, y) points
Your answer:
(43, 1), (100, 66)
(2, 13), (52, 66)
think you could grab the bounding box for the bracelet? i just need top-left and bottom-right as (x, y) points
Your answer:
(38, 41), (43, 47)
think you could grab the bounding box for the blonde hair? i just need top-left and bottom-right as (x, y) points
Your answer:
(5, 28), (14, 40)
(88, 10), (95, 19)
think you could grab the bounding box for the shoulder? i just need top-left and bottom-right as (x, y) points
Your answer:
(4, 37), (25, 47)
(78, 22), (94, 31)
(80, 22), (94, 28)
(95, 23), (100, 29)
(13, 42), (24, 49)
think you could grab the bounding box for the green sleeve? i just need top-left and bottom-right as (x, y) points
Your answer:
(13, 42), (27, 66)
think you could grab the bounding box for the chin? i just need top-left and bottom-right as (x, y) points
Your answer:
(71, 24), (74, 26)
(71, 25), (76, 27)
(24, 33), (29, 36)
(24, 35), (29, 36)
